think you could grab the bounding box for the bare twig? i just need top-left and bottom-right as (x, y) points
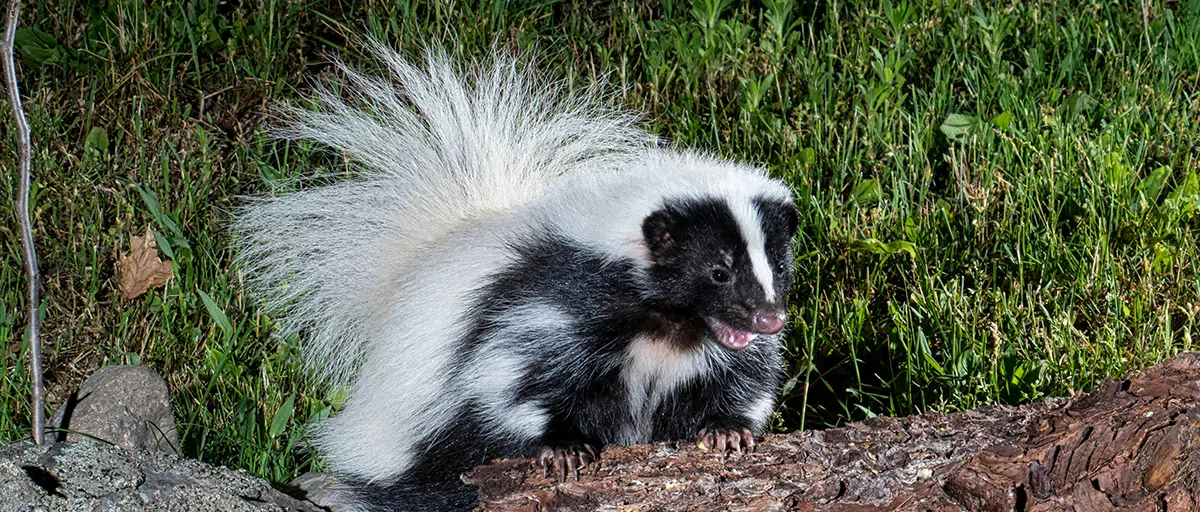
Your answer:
(0, 0), (43, 445)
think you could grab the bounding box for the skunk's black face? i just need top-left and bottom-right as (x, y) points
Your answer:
(642, 196), (799, 351)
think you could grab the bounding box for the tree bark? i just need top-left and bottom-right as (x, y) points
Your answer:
(466, 353), (1200, 511)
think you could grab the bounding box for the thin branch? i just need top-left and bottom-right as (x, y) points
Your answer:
(0, 0), (43, 445)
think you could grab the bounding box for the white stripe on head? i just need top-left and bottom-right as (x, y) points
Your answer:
(728, 198), (775, 303)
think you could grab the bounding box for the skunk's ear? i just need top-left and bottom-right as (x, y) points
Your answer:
(642, 208), (678, 262)
(757, 199), (799, 239)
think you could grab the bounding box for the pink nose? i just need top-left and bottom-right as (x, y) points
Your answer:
(751, 312), (785, 334)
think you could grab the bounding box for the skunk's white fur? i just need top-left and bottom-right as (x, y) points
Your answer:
(234, 43), (793, 499)
(235, 44), (653, 387)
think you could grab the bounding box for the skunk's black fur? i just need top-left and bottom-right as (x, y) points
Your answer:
(234, 46), (798, 512)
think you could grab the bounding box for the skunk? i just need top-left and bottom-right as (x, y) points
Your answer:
(233, 43), (798, 512)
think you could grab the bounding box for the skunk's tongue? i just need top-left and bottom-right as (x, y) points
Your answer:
(706, 318), (758, 351)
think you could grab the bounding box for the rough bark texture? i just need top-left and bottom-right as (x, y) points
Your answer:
(466, 353), (1200, 511)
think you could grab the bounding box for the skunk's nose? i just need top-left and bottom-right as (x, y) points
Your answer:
(751, 311), (786, 334)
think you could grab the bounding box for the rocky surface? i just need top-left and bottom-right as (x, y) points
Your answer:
(0, 440), (322, 511)
(48, 365), (178, 454)
(288, 471), (349, 511)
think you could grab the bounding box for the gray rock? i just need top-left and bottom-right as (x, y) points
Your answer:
(0, 440), (324, 511)
(49, 365), (178, 455)
(287, 472), (361, 511)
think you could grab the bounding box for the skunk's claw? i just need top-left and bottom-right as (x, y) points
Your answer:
(696, 427), (756, 457)
(538, 444), (600, 482)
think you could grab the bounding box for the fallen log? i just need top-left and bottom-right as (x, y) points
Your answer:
(465, 353), (1200, 511)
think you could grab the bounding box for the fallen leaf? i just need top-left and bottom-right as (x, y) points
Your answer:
(118, 227), (174, 300)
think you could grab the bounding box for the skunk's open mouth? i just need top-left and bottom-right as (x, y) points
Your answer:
(705, 318), (759, 351)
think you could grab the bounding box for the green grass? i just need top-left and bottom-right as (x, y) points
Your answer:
(1, 0), (1198, 485)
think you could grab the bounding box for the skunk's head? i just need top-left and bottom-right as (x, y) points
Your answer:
(642, 195), (798, 351)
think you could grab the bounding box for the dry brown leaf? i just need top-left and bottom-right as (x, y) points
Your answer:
(118, 227), (174, 300)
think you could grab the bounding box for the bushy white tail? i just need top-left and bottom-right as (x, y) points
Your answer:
(233, 43), (654, 386)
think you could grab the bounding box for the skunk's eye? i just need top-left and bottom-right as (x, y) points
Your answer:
(710, 267), (731, 283)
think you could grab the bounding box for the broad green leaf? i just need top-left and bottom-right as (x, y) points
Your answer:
(136, 184), (190, 249)
(14, 29), (63, 67)
(849, 238), (888, 254)
(922, 350), (945, 375)
(1167, 170), (1200, 218)
(991, 111), (1013, 130)
(799, 148), (816, 167)
(1139, 166), (1171, 204)
(779, 374), (800, 396)
(903, 216), (918, 241)
(852, 178), (883, 204)
(197, 289), (233, 338)
(1061, 92), (1093, 119)
(84, 127), (108, 155)
(850, 238), (918, 259)
(1151, 243), (1176, 274)
(269, 394), (295, 439)
(884, 240), (917, 258)
(327, 386), (349, 412)
(151, 229), (175, 260)
(940, 113), (980, 142)
(1169, 170), (1199, 202)
(853, 404), (878, 418)
(1105, 152), (1131, 187)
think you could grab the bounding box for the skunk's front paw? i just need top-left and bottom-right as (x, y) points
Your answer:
(696, 426), (756, 455)
(537, 443), (600, 482)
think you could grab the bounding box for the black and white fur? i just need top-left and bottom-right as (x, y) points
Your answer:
(233, 44), (798, 512)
